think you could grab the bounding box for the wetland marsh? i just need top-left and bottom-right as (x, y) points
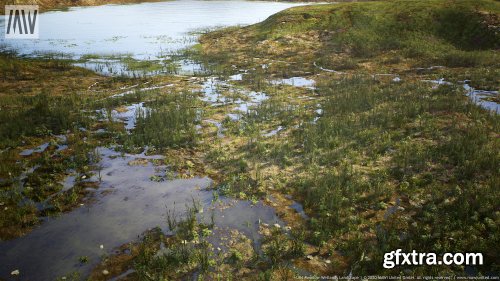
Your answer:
(0, 0), (499, 280)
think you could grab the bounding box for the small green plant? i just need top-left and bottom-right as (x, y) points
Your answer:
(78, 256), (89, 264)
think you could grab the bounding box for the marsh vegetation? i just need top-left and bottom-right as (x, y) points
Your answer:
(0, 0), (499, 280)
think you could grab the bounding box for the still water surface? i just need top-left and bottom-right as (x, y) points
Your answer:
(0, 0), (304, 59)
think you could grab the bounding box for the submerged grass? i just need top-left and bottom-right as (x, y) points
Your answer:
(0, 51), (194, 239)
(125, 92), (202, 150)
(0, 52), (107, 238)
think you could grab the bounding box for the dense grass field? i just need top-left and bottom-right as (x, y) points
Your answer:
(196, 0), (500, 277)
(0, 0), (498, 279)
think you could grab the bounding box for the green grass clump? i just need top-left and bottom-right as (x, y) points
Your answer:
(0, 92), (90, 148)
(202, 0), (499, 69)
(132, 204), (217, 279)
(288, 77), (499, 275)
(121, 57), (164, 72)
(126, 92), (201, 149)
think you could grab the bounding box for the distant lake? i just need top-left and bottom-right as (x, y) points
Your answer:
(0, 0), (305, 59)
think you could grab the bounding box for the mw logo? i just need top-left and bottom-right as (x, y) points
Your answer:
(4, 5), (39, 39)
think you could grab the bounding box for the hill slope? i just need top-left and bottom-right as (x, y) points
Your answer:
(201, 0), (499, 87)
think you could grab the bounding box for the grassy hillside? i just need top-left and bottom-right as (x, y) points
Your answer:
(201, 0), (499, 88)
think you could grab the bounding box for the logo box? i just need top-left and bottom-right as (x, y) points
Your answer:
(5, 5), (39, 39)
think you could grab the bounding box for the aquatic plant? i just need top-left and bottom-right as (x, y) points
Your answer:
(128, 92), (201, 149)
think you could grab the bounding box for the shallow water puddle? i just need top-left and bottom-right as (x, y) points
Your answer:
(206, 199), (284, 251)
(226, 113), (241, 121)
(174, 59), (207, 76)
(110, 83), (174, 98)
(33, 171), (78, 209)
(233, 91), (268, 112)
(75, 59), (206, 77)
(422, 78), (453, 87)
(73, 59), (156, 77)
(60, 174), (78, 193)
(263, 126), (284, 137)
(424, 79), (499, 113)
(200, 77), (230, 105)
(19, 142), (50, 156)
(463, 83), (499, 113)
(290, 201), (309, 220)
(0, 146), (282, 280)
(12, 165), (40, 194)
(229, 73), (244, 81)
(199, 76), (269, 119)
(313, 62), (346, 74)
(0, 147), (211, 280)
(107, 269), (136, 281)
(114, 103), (145, 131)
(109, 102), (148, 132)
(204, 119), (225, 138)
(270, 77), (316, 89)
(19, 135), (68, 156)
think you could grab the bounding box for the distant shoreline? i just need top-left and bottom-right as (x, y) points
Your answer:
(0, 0), (345, 14)
(1, 0), (165, 14)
